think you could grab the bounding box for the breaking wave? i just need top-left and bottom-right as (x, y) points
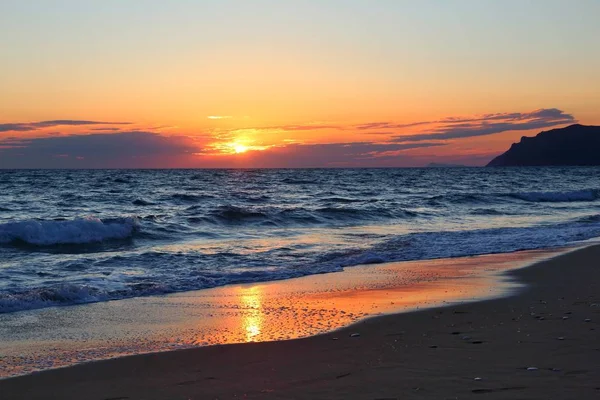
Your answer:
(2, 214), (600, 313)
(0, 217), (138, 246)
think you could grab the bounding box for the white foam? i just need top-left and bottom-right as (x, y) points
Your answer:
(0, 217), (138, 246)
(0, 284), (105, 313)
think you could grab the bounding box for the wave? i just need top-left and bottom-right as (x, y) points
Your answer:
(315, 206), (396, 220)
(424, 189), (600, 205)
(575, 214), (600, 223)
(426, 193), (489, 205)
(0, 217), (138, 246)
(318, 197), (365, 204)
(132, 198), (155, 206)
(170, 193), (215, 203)
(320, 214), (600, 269)
(209, 205), (268, 223)
(509, 189), (600, 203)
(470, 208), (504, 216)
(281, 178), (317, 185)
(3, 213), (600, 313)
(199, 205), (416, 226)
(5, 170), (600, 315)
(0, 284), (107, 314)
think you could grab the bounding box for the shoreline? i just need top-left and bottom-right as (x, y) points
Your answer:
(0, 246), (571, 379)
(2, 244), (599, 398)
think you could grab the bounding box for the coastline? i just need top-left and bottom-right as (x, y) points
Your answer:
(0, 246), (568, 378)
(2, 244), (599, 399)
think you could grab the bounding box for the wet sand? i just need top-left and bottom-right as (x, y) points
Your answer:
(1, 245), (599, 399)
(0, 249), (557, 378)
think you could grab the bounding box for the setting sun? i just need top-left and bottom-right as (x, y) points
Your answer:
(233, 143), (249, 154)
(218, 140), (271, 155)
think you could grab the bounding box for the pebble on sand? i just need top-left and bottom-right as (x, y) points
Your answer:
(349, 333), (360, 337)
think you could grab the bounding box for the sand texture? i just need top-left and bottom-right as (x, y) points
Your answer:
(1, 246), (599, 399)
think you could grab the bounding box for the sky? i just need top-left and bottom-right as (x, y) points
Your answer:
(1, 0), (599, 168)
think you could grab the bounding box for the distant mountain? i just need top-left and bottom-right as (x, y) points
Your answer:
(426, 162), (470, 168)
(487, 124), (600, 167)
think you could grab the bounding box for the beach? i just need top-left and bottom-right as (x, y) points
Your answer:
(3, 1), (600, 398)
(2, 245), (598, 399)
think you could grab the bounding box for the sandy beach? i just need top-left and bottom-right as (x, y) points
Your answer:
(1, 245), (598, 399)
(3, 1), (600, 398)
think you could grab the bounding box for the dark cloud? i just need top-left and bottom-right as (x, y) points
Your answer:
(0, 131), (201, 168)
(0, 131), (442, 168)
(238, 142), (443, 168)
(237, 109), (575, 142)
(392, 108), (576, 142)
(0, 120), (131, 132)
(90, 127), (122, 131)
(355, 121), (432, 130)
(0, 124), (34, 132)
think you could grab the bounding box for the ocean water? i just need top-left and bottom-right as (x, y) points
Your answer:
(1, 167), (600, 314)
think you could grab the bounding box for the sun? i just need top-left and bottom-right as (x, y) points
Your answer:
(219, 139), (270, 155)
(233, 143), (249, 154)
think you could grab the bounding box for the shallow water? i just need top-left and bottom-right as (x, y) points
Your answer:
(2, 167), (600, 313)
(0, 247), (568, 378)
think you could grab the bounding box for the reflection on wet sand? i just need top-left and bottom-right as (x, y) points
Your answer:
(183, 247), (567, 346)
(0, 247), (570, 377)
(240, 286), (263, 341)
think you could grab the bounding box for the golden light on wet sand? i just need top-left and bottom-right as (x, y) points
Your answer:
(240, 286), (263, 342)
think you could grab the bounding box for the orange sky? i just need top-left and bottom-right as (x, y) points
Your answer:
(1, 1), (599, 168)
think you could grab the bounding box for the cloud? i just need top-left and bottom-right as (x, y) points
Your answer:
(254, 123), (341, 131)
(355, 121), (432, 130)
(207, 116), (232, 120)
(0, 120), (131, 132)
(231, 141), (443, 168)
(0, 131), (202, 168)
(0, 108), (577, 168)
(391, 108), (576, 142)
(0, 124), (31, 132)
(362, 131), (398, 136)
(225, 109), (575, 143)
(90, 127), (121, 131)
(0, 130), (442, 168)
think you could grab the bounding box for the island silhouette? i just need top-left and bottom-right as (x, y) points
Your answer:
(488, 124), (600, 166)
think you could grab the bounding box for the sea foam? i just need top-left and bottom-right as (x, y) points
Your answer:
(0, 217), (138, 246)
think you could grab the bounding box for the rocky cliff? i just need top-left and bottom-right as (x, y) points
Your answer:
(487, 124), (600, 166)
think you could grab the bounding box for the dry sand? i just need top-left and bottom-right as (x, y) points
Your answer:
(1, 245), (599, 399)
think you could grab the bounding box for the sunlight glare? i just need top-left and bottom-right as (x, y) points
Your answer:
(233, 143), (249, 154)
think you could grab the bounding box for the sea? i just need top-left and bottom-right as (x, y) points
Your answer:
(2, 167), (600, 315)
